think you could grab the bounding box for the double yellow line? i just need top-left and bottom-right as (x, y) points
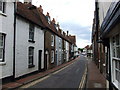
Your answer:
(78, 65), (87, 89)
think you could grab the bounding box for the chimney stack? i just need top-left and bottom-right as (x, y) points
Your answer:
(52, 18), (56, 24)
(46, 12), (50, 18)
(38, 5), (43, 13)
(67, 31), (69, 36)
(24, 0), (32, 4)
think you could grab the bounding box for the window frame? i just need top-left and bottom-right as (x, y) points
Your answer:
(28, 46), (35, 68)
(51, 50), (54, 63)
(0, 33), (5, 62)
(110, 34), (120, 88)
(0, 1), (6, 13)
(29, 23), (35, 43)
(51, 35), (54, 46)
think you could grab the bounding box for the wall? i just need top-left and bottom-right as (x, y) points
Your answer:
(15, 16), (44, 78)
(0, 2), (14, 79)
(98, 2), (112, 26)
(66, 41), (69, 62)
(55, 36), (62, 65)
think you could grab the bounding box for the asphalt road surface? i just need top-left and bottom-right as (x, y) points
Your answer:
(21, 55), (87, 89)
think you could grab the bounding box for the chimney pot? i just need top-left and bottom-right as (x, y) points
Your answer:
(52, 18), (56, 24)
(38, 5), (43, 13)
(67, 31), (69, 36)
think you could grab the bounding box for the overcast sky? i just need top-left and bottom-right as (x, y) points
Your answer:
(20, 0), (95, 48)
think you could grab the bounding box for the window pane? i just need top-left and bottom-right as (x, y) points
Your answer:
(112, 37), (115, 46)
(115, 70), (118, 81)
(113, 48), (115, 57)
(116, 34), (119, 45)
(0, 34), (3, 47)
(29, 47), (34, 65)
(0, 48), (3, 61)
(0, 1), (2, 11)
(29, 24), (34, 40)
(116, 47), (120, 58)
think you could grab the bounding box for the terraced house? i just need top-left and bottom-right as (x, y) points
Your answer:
(92, 0), (120, 89)
(0, 0), (78, 82)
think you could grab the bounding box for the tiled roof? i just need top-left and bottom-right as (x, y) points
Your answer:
(16, 2), (45, 28)
(16, 2), (76, 44)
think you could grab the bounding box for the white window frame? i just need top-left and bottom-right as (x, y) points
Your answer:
(0, 33), (5, 62)
(51, 35), (54, 46)
(0, 1), (5, 13)
(110, 34), (120, 89)
(28, 47), (34, 67)
(51, 50), (54, 63)
(29, 23), (34, 41)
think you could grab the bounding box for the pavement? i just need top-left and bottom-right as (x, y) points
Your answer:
(2, 56), (80, 90)
(1, 56), (106, 89)
(86, 57), (106, 89)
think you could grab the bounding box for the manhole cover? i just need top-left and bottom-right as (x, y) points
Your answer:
(94, 83), (102, 88)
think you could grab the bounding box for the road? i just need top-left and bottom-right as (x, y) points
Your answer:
(20, 55), (87, 89)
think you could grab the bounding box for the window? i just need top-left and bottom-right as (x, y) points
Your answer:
(28, 47), (35, 68)
(0, 1), (5, 13)
(29, 24), (35, 42)
(111, 34), (120, 86)
(51, 35), (54, 46)
(51, 50), (54, 63)
(0, 33), (5, 62)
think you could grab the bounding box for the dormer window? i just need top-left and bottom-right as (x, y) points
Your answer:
(0, 1), (5, 13)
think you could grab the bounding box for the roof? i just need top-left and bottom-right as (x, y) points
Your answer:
(16, 2), (45, 28)
(16, 2), (76, 44)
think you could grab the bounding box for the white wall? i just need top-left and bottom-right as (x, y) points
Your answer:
(66, 41), (69, 62)
(55, 36), (62, 66)
(15, 17), (44, 78)
(98, 2), (112, 26)
(0, 2), (14, 79)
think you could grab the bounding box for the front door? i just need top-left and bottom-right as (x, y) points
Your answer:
(38, 50), (42, 71)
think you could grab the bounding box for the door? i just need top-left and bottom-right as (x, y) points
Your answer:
(38, 50), (42, 71)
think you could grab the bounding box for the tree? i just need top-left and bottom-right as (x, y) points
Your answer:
(78, 48), (83, 52)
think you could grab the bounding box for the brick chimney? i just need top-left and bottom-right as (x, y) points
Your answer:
(38, 5), (43, 13)
(46, 12), (50, 18)
(24, 0), (32, 4)
(57, 22), (60, 29)
(52, 18), (56, 24)
(67, 31), (69, 36)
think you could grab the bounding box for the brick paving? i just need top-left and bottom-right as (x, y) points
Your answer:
(87, 57), (106, 89)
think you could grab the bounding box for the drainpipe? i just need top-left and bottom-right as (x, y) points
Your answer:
(13, 1), (17, 80)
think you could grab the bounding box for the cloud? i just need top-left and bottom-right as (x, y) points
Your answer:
(32, 0), (95, 48)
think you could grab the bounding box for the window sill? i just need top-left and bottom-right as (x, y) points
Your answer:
(28, 40), (35, 43)
(28, 64), (35, 68)
(0, 11), (7, 17)
(0, 62), (6, 66)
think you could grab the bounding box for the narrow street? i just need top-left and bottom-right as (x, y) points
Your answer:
(20, 55), (87, 89)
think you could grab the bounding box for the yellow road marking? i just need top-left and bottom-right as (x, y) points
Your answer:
(78, 66), (87, 89)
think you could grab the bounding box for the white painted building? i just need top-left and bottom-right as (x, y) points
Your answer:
(66, 41), (69, 62)
(14, 2), (45, 78)
(55, 35), (62, 66)
(15, 16), (44, 78)
(0, 2), (14, 79)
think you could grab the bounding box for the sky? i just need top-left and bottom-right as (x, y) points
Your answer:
(20, 0), (95, 48)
